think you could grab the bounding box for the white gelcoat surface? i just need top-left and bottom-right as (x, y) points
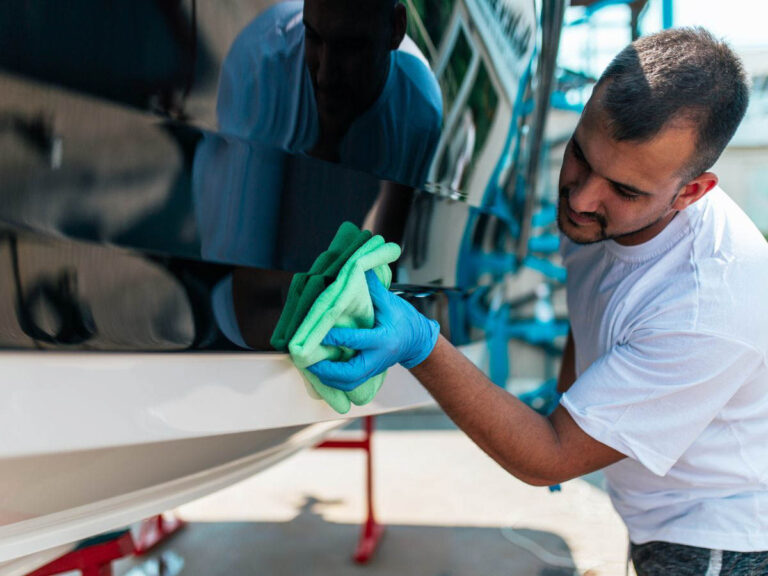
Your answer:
(0, 351), (434, 563)
(0, 351), (433, 457)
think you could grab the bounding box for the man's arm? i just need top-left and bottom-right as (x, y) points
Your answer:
(410, 335), (624, 486)
(557, 330), (576, 394)
(309, 273), (625, 486)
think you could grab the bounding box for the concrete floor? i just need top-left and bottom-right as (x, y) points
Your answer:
(115, 412), (629, 576)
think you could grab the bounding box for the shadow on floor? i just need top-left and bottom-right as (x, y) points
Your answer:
(115, 496), (579, 576)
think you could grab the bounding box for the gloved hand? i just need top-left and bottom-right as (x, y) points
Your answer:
(307, 270), (440, 391)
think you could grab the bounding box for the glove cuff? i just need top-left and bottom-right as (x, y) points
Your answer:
(401, 317), (440, 369)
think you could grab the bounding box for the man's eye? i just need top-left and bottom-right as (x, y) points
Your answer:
(615, 187), (640, 201)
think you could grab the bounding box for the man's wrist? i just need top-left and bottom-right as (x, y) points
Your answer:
(401, 317), (440, 369)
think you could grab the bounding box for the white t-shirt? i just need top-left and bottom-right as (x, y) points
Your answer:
(560, 188), (768, 552)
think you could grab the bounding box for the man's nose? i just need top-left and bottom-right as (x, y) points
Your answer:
(568, 174), (605, 214)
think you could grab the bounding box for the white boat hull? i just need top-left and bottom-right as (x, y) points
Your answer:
(0, 352), (433, 562)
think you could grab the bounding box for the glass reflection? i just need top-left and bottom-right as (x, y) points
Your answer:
(0, 0), (210, 117)
(217, 0), (443, 187)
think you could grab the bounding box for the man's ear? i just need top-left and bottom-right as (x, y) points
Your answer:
(672, 172), (718, 211)
(390, 3), (407, 50)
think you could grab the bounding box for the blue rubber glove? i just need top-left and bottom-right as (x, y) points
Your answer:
(307, 270), (440, 391)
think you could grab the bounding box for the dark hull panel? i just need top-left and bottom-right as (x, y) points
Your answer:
(0, 0), (545, 352)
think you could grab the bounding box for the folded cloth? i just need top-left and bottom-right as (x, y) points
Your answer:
(289, 234), (402, 413)
(270, 222), (372, 351)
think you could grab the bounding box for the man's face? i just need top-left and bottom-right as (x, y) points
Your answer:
(557, 93), (698, 246)
(303, 0), (394, 132)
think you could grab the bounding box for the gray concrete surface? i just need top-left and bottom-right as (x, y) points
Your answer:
(115, 412), (629, 576)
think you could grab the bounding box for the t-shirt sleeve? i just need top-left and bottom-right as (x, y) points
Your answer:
(560, 330), (764, 476)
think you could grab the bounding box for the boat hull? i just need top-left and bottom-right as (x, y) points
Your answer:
(0, 354), (432, 562)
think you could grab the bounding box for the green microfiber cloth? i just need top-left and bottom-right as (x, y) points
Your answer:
(289, 234), (402, 414)
(270, 222), (372, 351)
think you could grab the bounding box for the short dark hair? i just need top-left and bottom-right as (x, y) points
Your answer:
(595, 27), (750, 181)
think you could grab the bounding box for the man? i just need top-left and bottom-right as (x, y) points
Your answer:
(215, 0), (443, 187)
(308, 28), (768, 574)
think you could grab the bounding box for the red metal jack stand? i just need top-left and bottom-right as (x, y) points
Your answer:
(25, 531), (135, 576)
(315, 415), (384, 564)
(24, 514), (184, 576)
(134, 513), (185, 555)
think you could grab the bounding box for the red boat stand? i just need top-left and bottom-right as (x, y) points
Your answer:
(133, 513), (185, 555)
(25, 514), (184, 576)
(315, 415), (384, 564)
(25, 531), (135, 576)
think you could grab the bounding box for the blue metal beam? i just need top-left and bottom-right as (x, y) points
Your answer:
(662, 0), (674, 28)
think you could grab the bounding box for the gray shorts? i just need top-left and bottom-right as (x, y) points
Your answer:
(631, 541), (768, 576)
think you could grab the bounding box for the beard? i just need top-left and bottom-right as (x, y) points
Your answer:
(556, 186), (609, 244)
(556, 186), (674, 246)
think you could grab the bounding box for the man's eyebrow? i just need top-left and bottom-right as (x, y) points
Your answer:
(572, 135), (652, 197)
(303, 20), (367, 44)
(608, 178), (652, 197)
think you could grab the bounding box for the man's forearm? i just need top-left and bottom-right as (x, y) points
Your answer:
(409, 335), (566, 486)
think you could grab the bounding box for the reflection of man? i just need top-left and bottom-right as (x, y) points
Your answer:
(217, 0), (443, 187)
(309, 29), (768, 573)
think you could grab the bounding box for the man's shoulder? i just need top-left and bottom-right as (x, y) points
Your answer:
(688, 188), (768, 299)
(390, 49), (443, 125)
(606, 187), (768, 345)
(687, 188), (768, 345)
(230, 2), (305, 60)
(692, 187), (768, 258)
